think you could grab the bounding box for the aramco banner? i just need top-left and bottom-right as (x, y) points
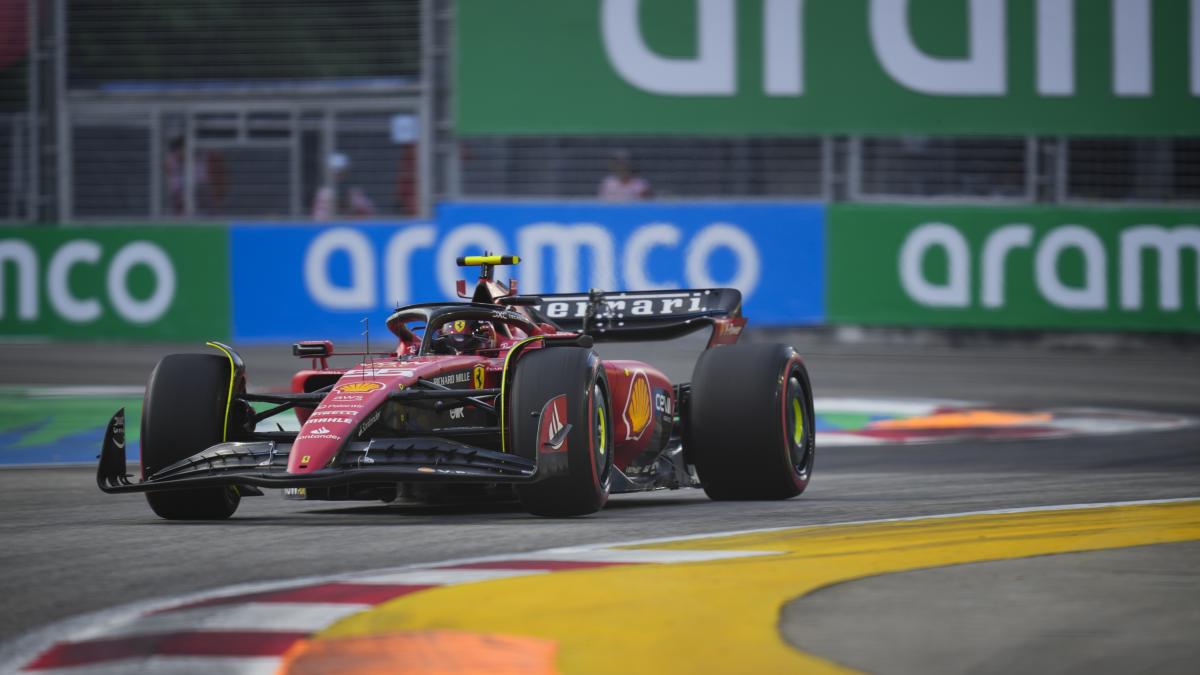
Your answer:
(0, 226), (230, 340)
(457, 0), (1199, 135)
(827, 204), (1200, 332)
(230, 203), (825, 341)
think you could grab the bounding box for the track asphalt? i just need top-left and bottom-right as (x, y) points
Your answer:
(0, 337), (1196, 672)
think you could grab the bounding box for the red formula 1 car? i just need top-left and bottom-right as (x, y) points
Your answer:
(97, 256), (815, 518)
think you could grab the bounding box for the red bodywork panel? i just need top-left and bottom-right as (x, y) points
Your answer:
(603, 361), (674, 471)
(287, 351), (676, 476)
(288, 355), (502, 473)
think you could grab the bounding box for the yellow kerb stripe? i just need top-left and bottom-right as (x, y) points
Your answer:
(312, 500), (1200, 675)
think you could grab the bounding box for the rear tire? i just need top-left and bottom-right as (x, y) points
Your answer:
(141, 353), (242, 520)
(686, 343), (815, 500)
(510, 347), (613, 517)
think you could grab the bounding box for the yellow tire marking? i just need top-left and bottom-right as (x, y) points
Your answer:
(205, 341), (237, 441)
(498, 336), (545, 453)
(311, 501), (1200, 674)
(792, 397), (804, 446)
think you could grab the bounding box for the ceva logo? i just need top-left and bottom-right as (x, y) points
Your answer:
(899, 222), (1200, 311)
(0, 239), (176, 324)
(302, 222), (762, 310)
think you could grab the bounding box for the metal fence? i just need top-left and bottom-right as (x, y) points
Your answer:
(0, 114), (28, 221)
(1, 0), (1198, 224)
(458, 137), (829, 200)
(65, 102), (423, 221)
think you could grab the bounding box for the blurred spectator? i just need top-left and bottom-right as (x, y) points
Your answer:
(394, 144), (418, 216)
(598, 150), (651, 201)
(312, 152), (376, 221)
(164, 135), (228, 216)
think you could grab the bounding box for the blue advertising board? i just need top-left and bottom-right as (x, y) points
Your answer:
(231, 202), (825, 341)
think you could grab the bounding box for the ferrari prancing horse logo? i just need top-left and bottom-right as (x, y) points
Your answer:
(472, 364), (486, 390)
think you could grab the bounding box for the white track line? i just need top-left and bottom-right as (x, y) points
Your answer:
(520, 548), (776, 564)
(349, 568), (545, 585)
(27, 656), (281, 675)
(76, 602), (371, 641)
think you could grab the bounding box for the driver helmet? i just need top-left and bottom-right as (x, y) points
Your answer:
(434, 319), (497, 353)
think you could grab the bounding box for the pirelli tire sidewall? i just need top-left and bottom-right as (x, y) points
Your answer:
(686, 342), (815, 501)
(141, 353), (242, 520)
(509, 346), (613, 517)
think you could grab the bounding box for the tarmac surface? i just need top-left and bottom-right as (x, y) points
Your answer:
(0, 335), (1197, 672)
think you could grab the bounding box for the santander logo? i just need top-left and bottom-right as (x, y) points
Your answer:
(311, 426), (332, 435)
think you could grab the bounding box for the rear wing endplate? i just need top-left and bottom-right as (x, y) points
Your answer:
(530, 288), (745, 345)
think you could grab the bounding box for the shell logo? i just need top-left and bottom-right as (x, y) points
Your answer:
(623, 370), (652, 441)
(335, 381), (384, 394)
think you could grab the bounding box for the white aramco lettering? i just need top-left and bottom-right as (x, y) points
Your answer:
(304, 228), (376, 310)
(899, 223), (970, 308)
(48, 239), (102, 323)
(600, 0), (736, 96)
(683, 223), (761, 299)
(764, 0), (806, 96)
(518, 223), (617, 294)
(1113, 0), (1152, 97)
(1120, 225), (1200, 311)
(869, 0), (1006, 96)
(1035, 225), (1107, 310)
(384, 224), (437, 307)
(1036, 0), (1075, 96)
(0, 239), (38, 321)
(623, 223), (681, 290)
(107, 241), (177, 324)
(981, 225), (1034, 309)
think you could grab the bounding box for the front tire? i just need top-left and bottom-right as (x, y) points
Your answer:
(509, 347), (613, 517)
(686, 343), (815, 500)
(141, 353), (242, 520)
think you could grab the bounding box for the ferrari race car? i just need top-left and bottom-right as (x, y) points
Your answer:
(97, 255), (815, 518)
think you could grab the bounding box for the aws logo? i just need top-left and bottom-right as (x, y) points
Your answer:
(623, 370), (652, 441)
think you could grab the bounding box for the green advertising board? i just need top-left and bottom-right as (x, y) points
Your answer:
(0, 226), (230, 340)
(457, 0), (1199, 136)
(827, 204), (1200, 332)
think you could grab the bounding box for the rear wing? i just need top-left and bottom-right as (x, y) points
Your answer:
(530, 288), (746, 345)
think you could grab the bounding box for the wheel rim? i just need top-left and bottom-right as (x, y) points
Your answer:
(791, 398), (804, 446)
(593, 384), (611, 485)
(786, 374), (810, 477)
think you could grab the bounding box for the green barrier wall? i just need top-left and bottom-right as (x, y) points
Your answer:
(458, 0), (1198, 135)
(827, 205), (1200, 332)
(0, 226), (230, 340)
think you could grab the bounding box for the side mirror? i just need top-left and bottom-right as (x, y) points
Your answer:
(293, 340), (333, 358)
(499, 295), (542, 307)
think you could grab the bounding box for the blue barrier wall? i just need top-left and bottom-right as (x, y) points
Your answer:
(231, 202), (825, 341)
